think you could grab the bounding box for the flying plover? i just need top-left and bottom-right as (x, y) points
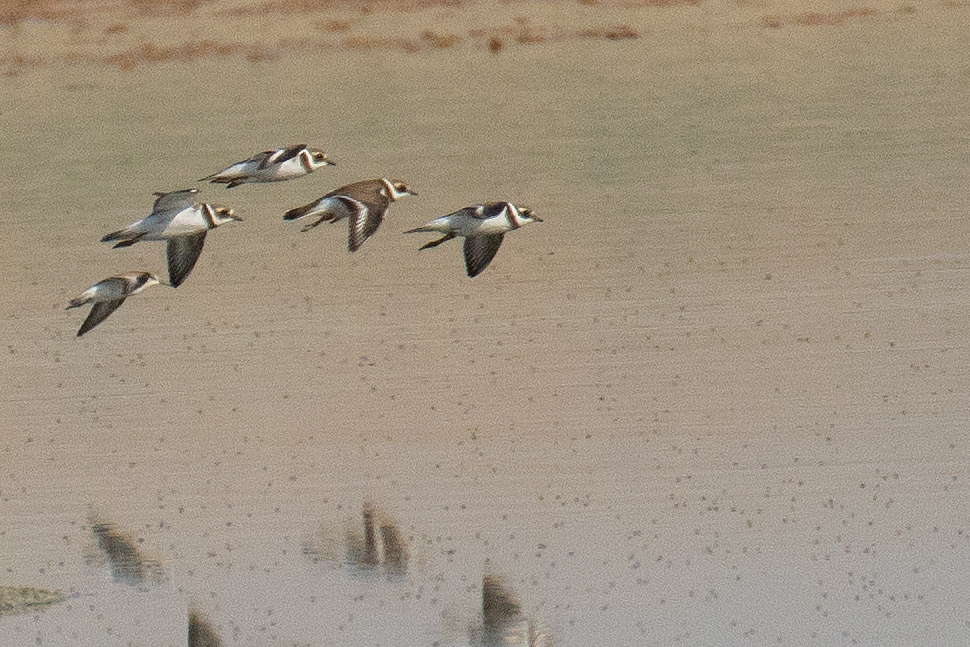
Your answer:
(283, 178), (416, 252)
(66, 271), (165, 337)
(404, 201), (542, 277)
(101, 188), (242, 288)
(199, 144), (335, 188)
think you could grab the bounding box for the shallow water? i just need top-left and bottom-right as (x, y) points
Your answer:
(2, 13), (970, 647)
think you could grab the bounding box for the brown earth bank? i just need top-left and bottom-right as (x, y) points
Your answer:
(0, 0), (950, 73)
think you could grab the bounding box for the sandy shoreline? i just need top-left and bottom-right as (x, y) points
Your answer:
(0, 0), (953, 74)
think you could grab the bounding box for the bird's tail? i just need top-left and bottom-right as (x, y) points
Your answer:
(100, 229), (128, 243)
(66, 296), (89, 310)
(403, 224), (435, 234)
(404, 216), (451, 234)
(199, 173), (230, 183)
(283, 202), (324, 221)
(101, 230), (144, 248)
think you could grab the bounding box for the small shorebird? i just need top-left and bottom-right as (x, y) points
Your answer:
(66, 271), (166, 337)
(101, 188), (242, 287)
(283, 178), (417, 252)
(404, 201), (542, 277)
(199, 144), (335, 188)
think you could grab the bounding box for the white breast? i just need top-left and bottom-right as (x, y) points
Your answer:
(255, 156), (304, 181)
(159, 206), (207, 237)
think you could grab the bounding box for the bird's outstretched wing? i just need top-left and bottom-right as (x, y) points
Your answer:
(152, 188), (199, 213)
(166, 232), (207, 287)
(77, 299), (125, 336)
(463, 234), (505, 277)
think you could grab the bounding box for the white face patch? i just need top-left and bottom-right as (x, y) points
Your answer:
(298, 149), (315, 173)
(383, 179), (414, 201)
(132, 275), (160, 295)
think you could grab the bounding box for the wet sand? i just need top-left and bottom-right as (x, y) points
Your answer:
(2, 0), (970, 645)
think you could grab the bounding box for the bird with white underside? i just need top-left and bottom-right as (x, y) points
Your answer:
(283, 178), (417, 252)
(405, 201), (542, 277)
(100, 188), (242, 288)
(66, 271), (168, 337)
(200, 144), (335, 188)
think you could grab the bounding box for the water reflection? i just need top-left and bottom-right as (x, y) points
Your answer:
(188, 610), (222, 647)
(86, 517), (164, 586)
(0, 586), (65, 617)
(476, 574), (553, 647)
(304, 502), (410, 575)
